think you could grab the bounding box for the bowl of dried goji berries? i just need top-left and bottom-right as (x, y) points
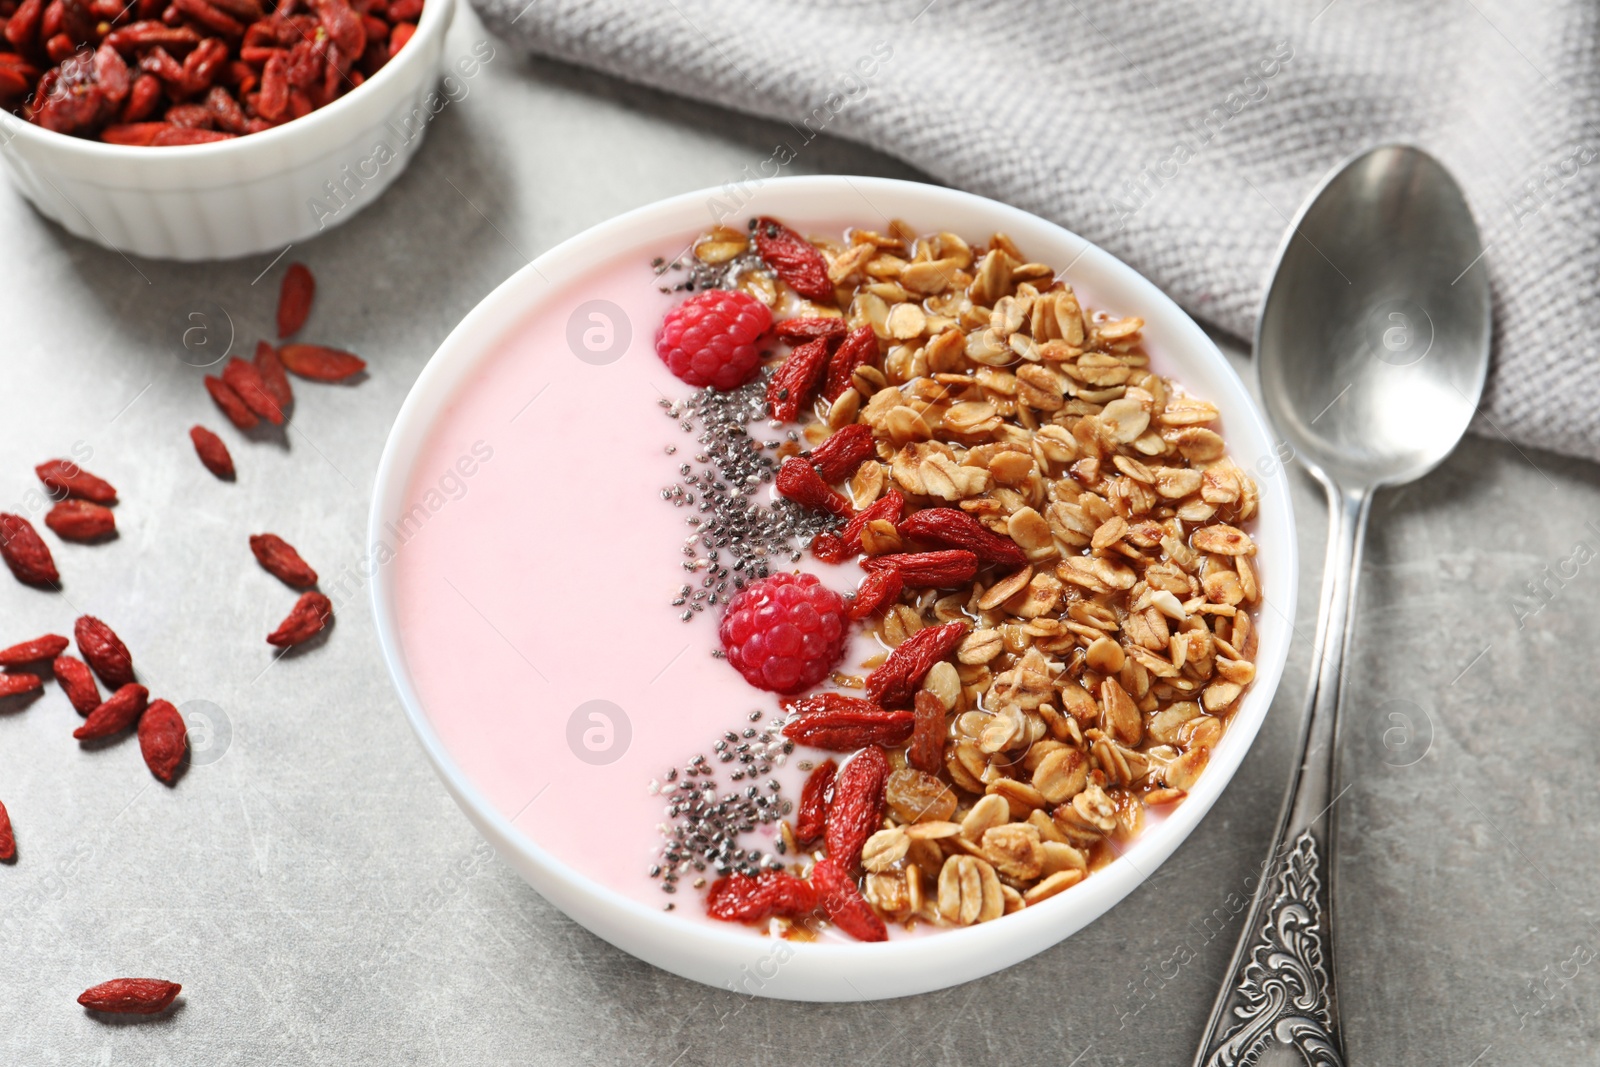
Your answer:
(0, 0), (459, 259)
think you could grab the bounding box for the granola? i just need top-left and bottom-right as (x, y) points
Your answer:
(651, 215), (1260, 939)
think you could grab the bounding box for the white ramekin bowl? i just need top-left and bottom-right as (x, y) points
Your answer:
(0, 0), (454, 261)
(369, 176), (1299, 1001)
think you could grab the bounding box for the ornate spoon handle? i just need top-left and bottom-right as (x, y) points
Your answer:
(1194, 482), (1369, 1067)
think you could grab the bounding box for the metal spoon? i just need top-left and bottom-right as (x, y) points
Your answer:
(1194, 145), (1491, 1067)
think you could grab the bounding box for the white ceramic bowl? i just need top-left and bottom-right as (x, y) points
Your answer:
(0, 0), (455, 261)
(369, 176), (1298, 1001)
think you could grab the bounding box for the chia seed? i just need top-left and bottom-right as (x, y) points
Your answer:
(658, 370), (834, 618)
(649, 712), (795, 895)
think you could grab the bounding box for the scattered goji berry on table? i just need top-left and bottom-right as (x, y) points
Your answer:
(753, 217), (834, 302)
(705, 870), (818, 924)
(806, 423), (874, 484)
(267, 591), (333, 647)
(0, 799), (13, 860)
(74, 616), (135, 688)
(0, 672), (42, 697)
(35, 459), (117, 504)
(860, 549), (979, 589)
(76, 978), (181, 1015)
(249, 533), (318, 588)
(823, 745), (889, 872)
(74, 682), (148, 741)
(775, 457), (853, 519)
(782, 693), (914, 751)
(0, 512), (59, 586)
(823, 325), (877, 401)
(276, 263), (315, 338)
(253, 341), (294, 412)
(794, 758), (836, 846)
(204, 375), (259, 431)
(45, 500), (116, 542)
(899, 508), (1028, 568)
(138, 699), (187, 783)
(52, 655), (101, 716)
(189, 425), (235, 480)
(222, 357), (284, 425)
(865, 620), (969, 708)
(909, 690), (947, 774)
(278, 344), (366, 382)
(767, 336), (830, 423)
(0, 634), (69, 667)
(811, 857), (887, 942)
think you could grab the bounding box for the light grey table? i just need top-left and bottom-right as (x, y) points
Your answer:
(2, 10), (1597, 1064)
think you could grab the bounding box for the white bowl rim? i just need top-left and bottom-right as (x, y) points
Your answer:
(368, 175), (1299, 991)
(0, 0), (452, 160)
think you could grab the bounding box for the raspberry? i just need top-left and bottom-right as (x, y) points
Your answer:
(719, 573), (849, 694)
(655, 289), (772, 391)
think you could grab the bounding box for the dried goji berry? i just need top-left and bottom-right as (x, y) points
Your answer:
(810, 530), (849, 565)
(775, 317), (846, 344)
(846, 568), (902, 621)
(0, 799), (13, 860)
(138, 698), (186, 782)
(74, 615), (135, 688)
(311, 0), (364, 62)
(249, 533), (318, 588)
(0, 634), (69, 666)
(775, 457), (853, 519)
(253, 340), (294, 411)
(811, 858), (887, 942)
(899, 508), (1028, 568)
(278, 343), (365, 382)
(705, 870), (818, 924)
(782, 693), (913, 751)
(909, 690), (947, 774)
(794, 757), (835, 846)
(204, 375), (259, 431)
(387, 20), (415, 58)
(824, 744), (889, 872)
(35, 459), (117, 504)
(823, 325), (877, 401)
(860, 549), (979, 589)
(45, 500), (116, 542)
(0, 672), (42, 698)
(222, 357), (284, 425)
(268, 591), (332, 646)
(77, 978), (181, 1014)
(806, 423), (874, 484)
(74, 682), (148, 740)
(276, 262), (314, 338)
(766, 336), (829, 423)
(753, 217), (834, 303)
(189, 425), (235, 480)
(52, 655), (100, 716)
(865, 620), (968, 708)
(837, 490), (904, 554)
(0, 513), (59, 586)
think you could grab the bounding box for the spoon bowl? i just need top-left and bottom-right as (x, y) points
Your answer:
(1256, 144), (1491, 491)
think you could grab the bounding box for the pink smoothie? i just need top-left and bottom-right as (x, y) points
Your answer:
(390, 229), (1216, 939)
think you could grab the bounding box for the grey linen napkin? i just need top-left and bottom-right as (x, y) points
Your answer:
(473, 0), (1600, 464)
